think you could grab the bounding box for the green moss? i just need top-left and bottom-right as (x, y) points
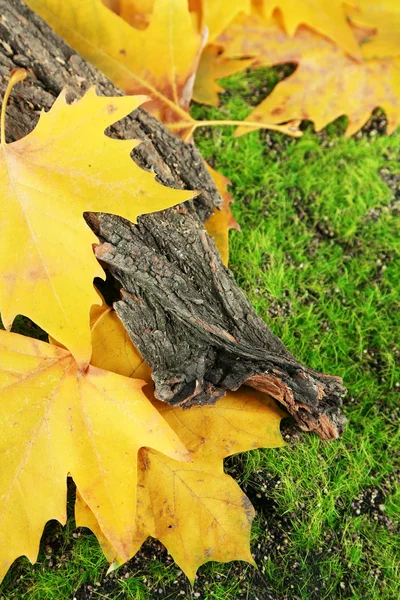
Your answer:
(190, 67), (400, 599)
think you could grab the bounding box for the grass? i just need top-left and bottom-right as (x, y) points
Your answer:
(1, 67), (399, 599)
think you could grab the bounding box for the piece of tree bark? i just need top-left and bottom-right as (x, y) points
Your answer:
(0, 0), (346, 439)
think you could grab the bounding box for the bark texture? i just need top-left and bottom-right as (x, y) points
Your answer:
(0, 0), (346, 439)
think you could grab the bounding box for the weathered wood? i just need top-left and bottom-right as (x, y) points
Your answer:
(0, 0), (346, 439)
(91, 212), (346, 440)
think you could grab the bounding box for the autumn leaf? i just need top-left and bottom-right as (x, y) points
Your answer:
(156, 386), (286, 463)
(219, 12), (400, 136)
(76, 388), (286, 580)
(127, 449), (257, 582)
(104, 0), (197, 32)
(0, 75), (194, 366)
(90, 301), (152, 380)
(0, 329), (189, 582)
(202, 0), (252, 42)
(77, 449), (256, 581)
(193, 44), (254, 106)
(104, 0), (155, 29)
(106, 0), (252, 41)
(27, 0), (203, 131)
(26, 0), (301, 139)
(204, 162), (240, 266)
(255, 0), (361, 58)
(76, 307), (286, 579)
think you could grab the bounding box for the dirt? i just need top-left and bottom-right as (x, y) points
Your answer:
(349, 482), (398, 530)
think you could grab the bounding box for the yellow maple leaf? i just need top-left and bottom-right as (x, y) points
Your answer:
(0, 73), (194, 367)
(26, 0), (301, 139)
(90, 302), (152, 380)
(105, 0), (199, 32)
(204, 162), (240, 266)
(76, 308), (286, 579)
(202, 0), (252, 42)
(104, 0), (155, 29)
(219, 13), (400, 136)
(131, 449), (257, 581)
(155, 386), (286, 463)
(27, 0), (203, 129)
(193, 44), (254, 106)
(76, 388), (285, 580)
(255, 0), (361, 58)
(77, 449), (256, 582)
(104, 0), (252, 41)
(0, 329), (189, 582)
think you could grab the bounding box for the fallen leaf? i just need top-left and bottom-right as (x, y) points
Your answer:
(255, 0), (361, 58)
(27, 0), (203, 130)
(156, 386), (286, 463)
(0, 79), (194, 366)
(106, 0), (200, 32)
(203, 0), (252, 42)
(219, 13), (400, 136)
(103, 0), (251, 40)
(137, 449), (256, 581)
(0, 329), (189, 582)
(77, 449), (256, 581)
(193, 44), (254, 106)
(106, 0), (155, 29)
(204, 162), (240, 266)
(77, 388), (285, 579)
(90, 302), (152, 380)
(27, 0), (301, 139)
(77, 304), (286, 578)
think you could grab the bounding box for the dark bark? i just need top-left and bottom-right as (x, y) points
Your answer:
(0, 0), (346, 439)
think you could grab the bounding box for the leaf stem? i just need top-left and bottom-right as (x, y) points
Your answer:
(0, 69), (27, 146)
(168, 118), (302, 137)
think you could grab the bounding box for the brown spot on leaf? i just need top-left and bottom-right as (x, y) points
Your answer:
(242, 493), (255, 524)
(139, 452), (151, 472)
(26, 266), (47, 281)
(2, 271), (17, 288)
